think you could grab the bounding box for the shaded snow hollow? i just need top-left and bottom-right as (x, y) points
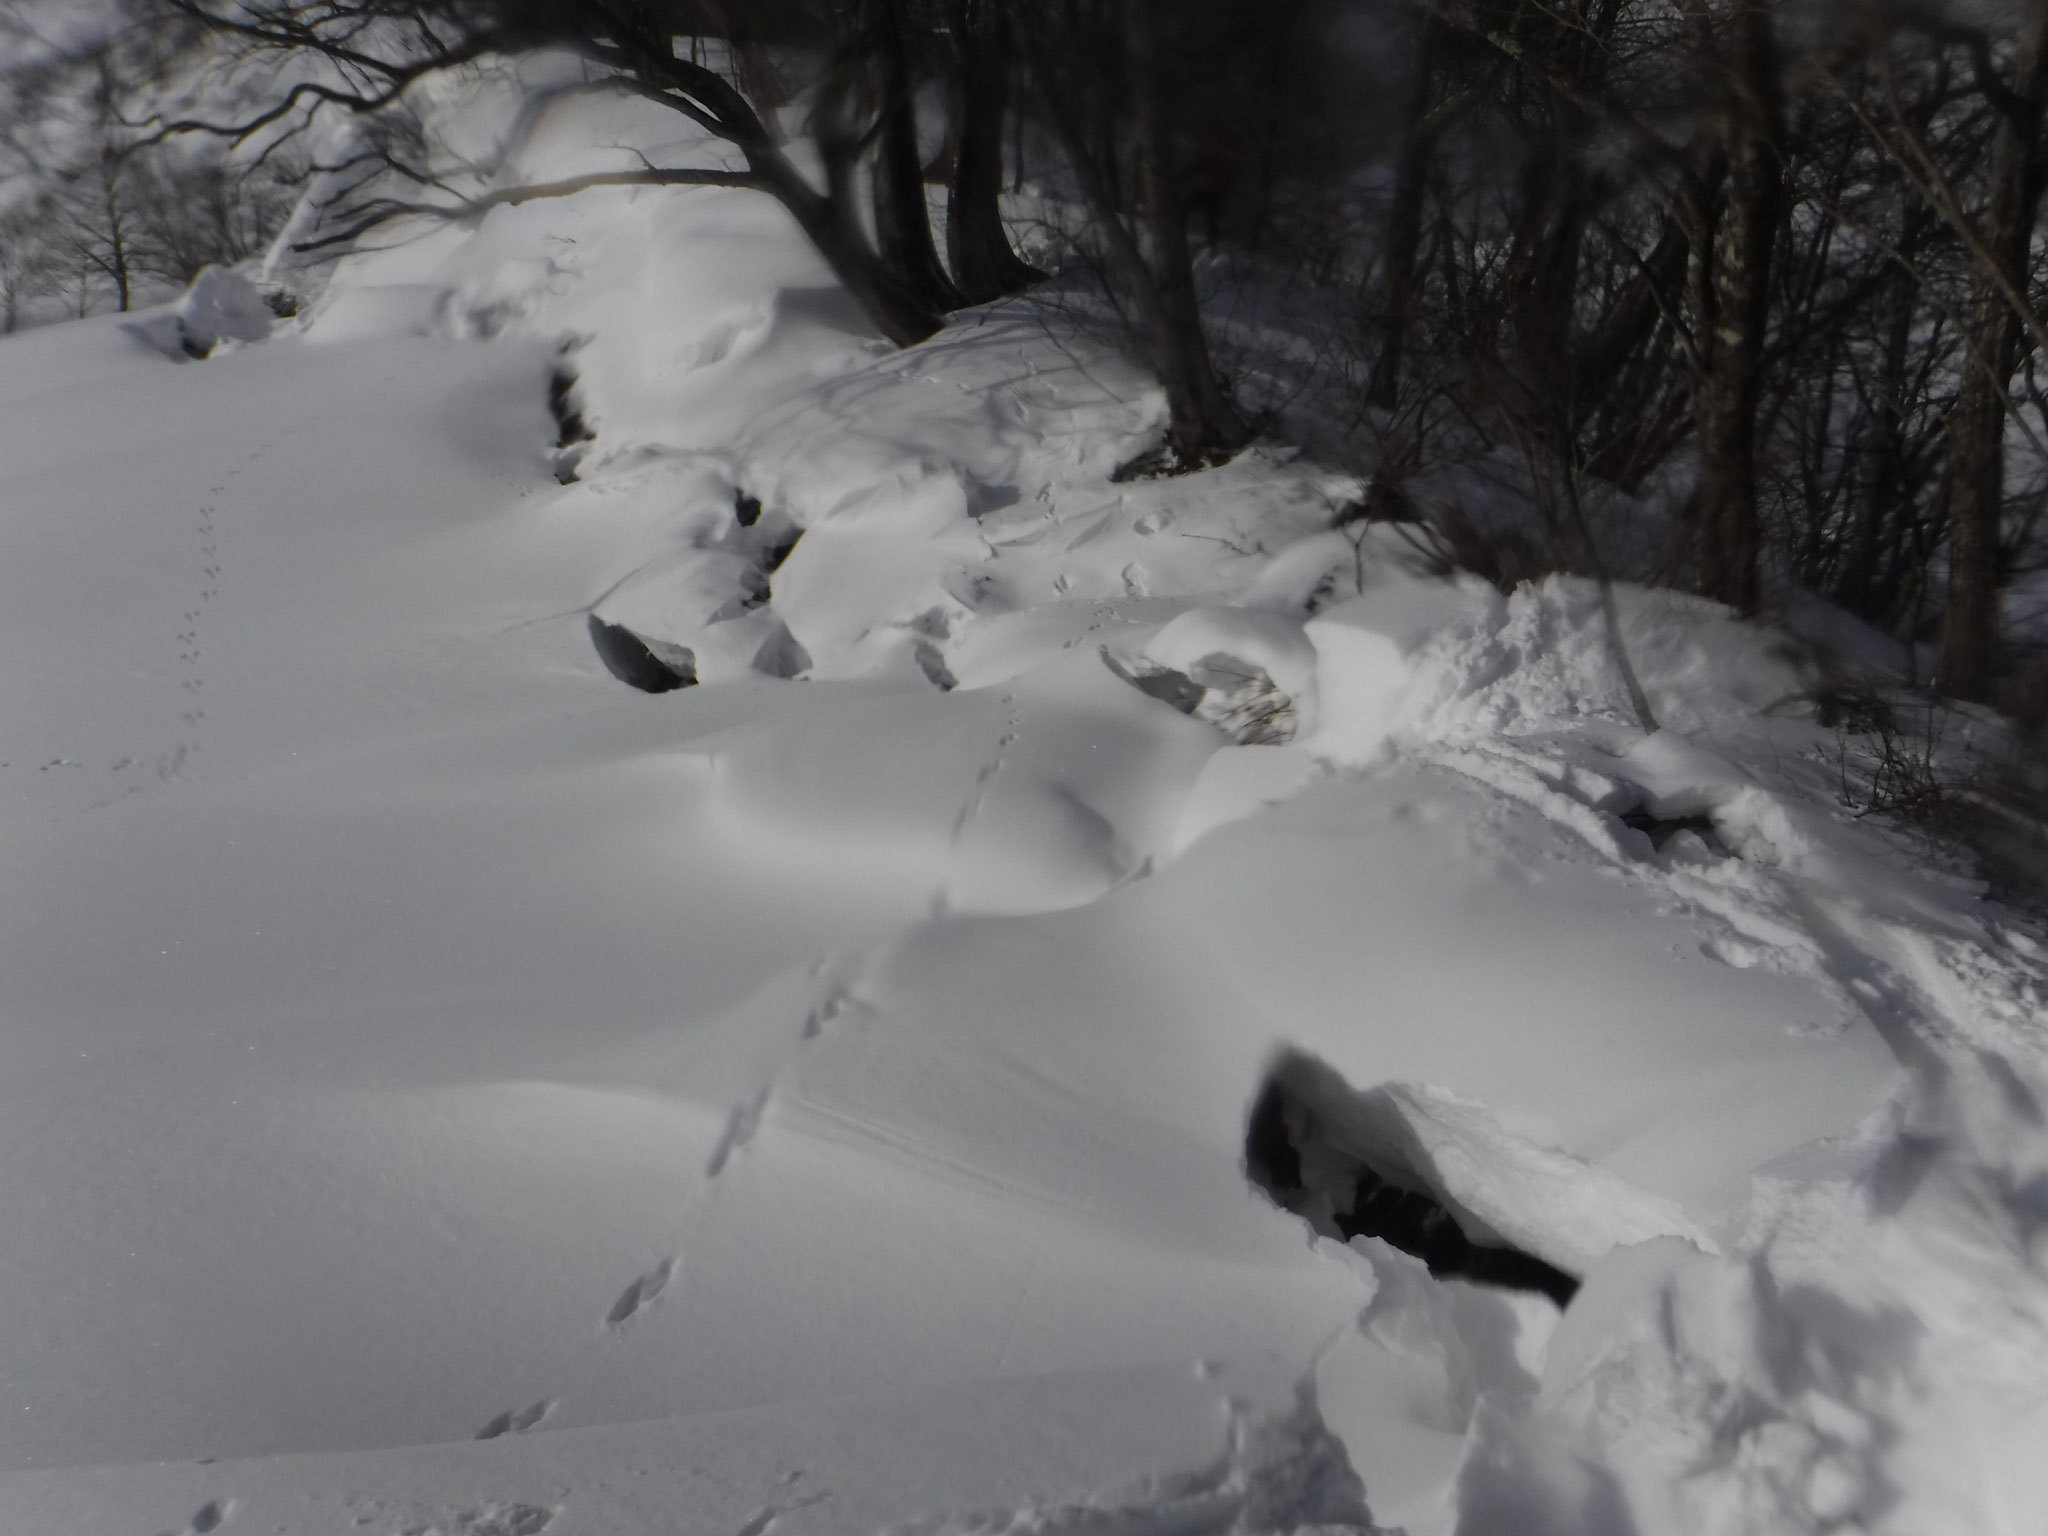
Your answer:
(1, 61), (2045, 1536)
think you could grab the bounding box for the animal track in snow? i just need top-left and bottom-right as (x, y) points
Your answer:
(391, 1502), (556, 1536)
(801, 982), (872, 1040)
(931, 692), (1024, 916)
(604, 1256), (675, 1328)
(732, 1491), (831, 1536)
(705, 1088), (771, 1177)
(475, 1398), (555, 1439)
(156, 1497), (233, 1536)
(150, 486), (228, 785)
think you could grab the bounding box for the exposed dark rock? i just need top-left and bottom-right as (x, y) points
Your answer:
(588, 614), (696, 693)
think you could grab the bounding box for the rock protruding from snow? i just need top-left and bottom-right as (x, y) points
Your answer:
(1139, 607), (1320, 746)
(587, 613), (696, 692)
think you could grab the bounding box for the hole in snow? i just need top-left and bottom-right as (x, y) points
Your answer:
(762, 528), (803, 574)
(587, 615), (697, 693)
(1100, 650), (1204, 714)
(476, 1398), (554, 1440)
(966, 479), (1022, 517)
(1245, 1052), (1579, 1307)
(605, 1257), (675, 1328)
(734, 490), (763, 528)
(547, 366), (594, 450)
(914, 639), (957, 691)
(1619, 806), (1725, 855)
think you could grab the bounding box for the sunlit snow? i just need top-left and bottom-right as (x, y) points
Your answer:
(1, 72), (2045, 1536)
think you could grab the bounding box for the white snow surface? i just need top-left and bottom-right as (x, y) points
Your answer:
(1, 73), (2044, 1535)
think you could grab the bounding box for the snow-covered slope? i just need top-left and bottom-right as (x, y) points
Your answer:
(1, 71), (2044, 1536)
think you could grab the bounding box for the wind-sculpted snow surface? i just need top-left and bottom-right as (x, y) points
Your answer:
(0, 66), (2044, 1536)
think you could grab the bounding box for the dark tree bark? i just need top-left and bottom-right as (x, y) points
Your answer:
(151, 0), (950, 347)
(1015, 0), (1248, 467)
(697, 0), (791, 127)
(945, 0), (1041, 304)
(100, 153), (133, 312)
(1940, 0), (2048, 699)
(1839, 241), (1923, 622)
(869, 0), (963, 315)
(1118, 0), (1250, 466)
(1688, 0), (1784, 614)
(1367, 16), (1444, 411)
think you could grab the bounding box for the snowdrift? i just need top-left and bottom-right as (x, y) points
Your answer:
(1, 58), (2044, 1536)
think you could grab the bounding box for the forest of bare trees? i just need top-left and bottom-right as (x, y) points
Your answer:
(7, 0), (2048, 713)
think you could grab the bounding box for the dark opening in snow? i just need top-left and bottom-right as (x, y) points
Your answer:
(588, 614), (697, 693)
(1619, 806), (1723, 853)
(1246, 1055), (1579, 1307)
(734, 491), (764, 528)
(548, 367), (594, 450)
(762, 529), (803, 574)
(1100, 650), (1204, 714)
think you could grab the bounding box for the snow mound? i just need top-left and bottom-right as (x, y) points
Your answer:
(679, 647), (1218, 915)
(176, 267), (276, 356)
(122, 266), (278, 362)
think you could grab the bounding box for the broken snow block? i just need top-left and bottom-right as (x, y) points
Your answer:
(588, 614), (696, 693)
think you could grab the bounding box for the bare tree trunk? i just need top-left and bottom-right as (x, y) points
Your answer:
(1689, 0), (1783, 613)
(1120, 0), (1249, 466)
(95, 149), (134, 313)
(1367, 15), (1442, 411)
(869, 0), (962, 315)
(946, 0), (1041, 304)
(701, 0), (790, 133)
(1840, 248), (1920, 620)
(771, 144), (945, 345)
(632, 38), (942, 348)
(1940, 0), (2048, 699)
